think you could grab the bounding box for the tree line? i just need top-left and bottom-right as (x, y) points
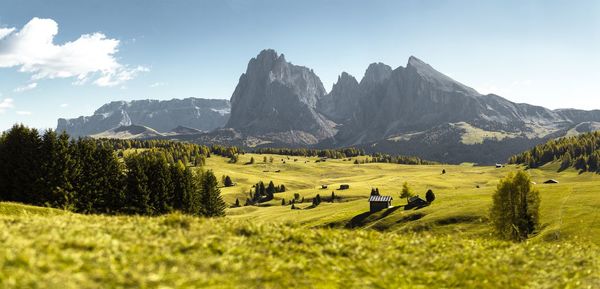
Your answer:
(508, 131), (600, 172)
(252, 147), (365, 159)
(0, 124), (225, 216)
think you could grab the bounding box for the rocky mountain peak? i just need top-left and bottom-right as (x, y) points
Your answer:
(225, 49), (335, 144)
(405, 56), (479, 95)
(361, 62), (392, 85)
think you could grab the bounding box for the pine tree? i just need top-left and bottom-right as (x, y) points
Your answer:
(39, 130), (76, 208)
(200, 170), (226, 217)
(266, 181), (276, 198)
(331, 191), (335, 203)
(224, 175), (233, 187)
(0, 124), (43, 204)
(425, 189), (435, 203)
(124, 154), (151, 214)
(235, 198), (240, 207)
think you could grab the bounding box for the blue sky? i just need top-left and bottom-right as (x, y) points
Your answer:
(0, 0), (599, 131)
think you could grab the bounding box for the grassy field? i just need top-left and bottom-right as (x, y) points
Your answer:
(0, 203), (598, 289)
(207, 153), (600, 244)
(2, 153), (600, 288)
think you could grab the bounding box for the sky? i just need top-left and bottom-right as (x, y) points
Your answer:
(0, 0), (599, 131)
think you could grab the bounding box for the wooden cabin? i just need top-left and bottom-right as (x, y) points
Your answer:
(321, 185), (328, 189)
(544, 179), (559, 184)
(405, 195), (428, 210)
(369, 195), (393, 212)
(339, 184), (350, 190)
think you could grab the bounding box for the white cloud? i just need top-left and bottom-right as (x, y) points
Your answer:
(0, 98), (14, 113)
(13, 82), (37, 92)
(0, 28), (15, 39)
(93, 65), (149, 87)
(60, 103), (68, 108)
(150, 81), (167, 88)
(0, 18), (147, 87)
(16, 110), (31, 115)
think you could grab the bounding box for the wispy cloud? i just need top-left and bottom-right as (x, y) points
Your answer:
(16, 110), (32, 115)
(60, 103), (68, 108)
(0, 98), (14, 113)
(13, 82), (38, 93)
(0, 18), (148, 87)
(150, 81), (167, 88)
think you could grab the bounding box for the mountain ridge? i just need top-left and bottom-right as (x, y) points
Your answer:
(56, 49), (600, 164)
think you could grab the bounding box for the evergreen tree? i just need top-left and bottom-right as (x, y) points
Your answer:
(39, 130), (76, 208)
(200, 170), (226, 217)
(124, 154), (151, 214)
(425, 189), (435, 203)
(235, 198), (240, 207)
(331, 191), (335, 203)
(266, 181), (276, 198)
(490, 171), (540, 241)
(0, 124), (43, 204)
(224, 175), (234, 187)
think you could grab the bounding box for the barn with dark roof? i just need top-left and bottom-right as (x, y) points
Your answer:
(369, 195), (393, 212)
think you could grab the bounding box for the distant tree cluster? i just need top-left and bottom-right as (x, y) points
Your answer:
(0, 124), (225, 216)
(362, 153), (437, 165)
(508, 131), (600, 172)
(252, 147), (435, 165)
(252, 147), (365, 159)
(100, 138), (243, 164)
(248, 181), (286, 204)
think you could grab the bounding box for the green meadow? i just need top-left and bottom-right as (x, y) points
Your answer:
(2, 153), (600, 288)
(212, 154), (600, 244)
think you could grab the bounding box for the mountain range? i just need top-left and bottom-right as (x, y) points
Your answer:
(57, 49), (600, 164)
(57, 98), (230, 137)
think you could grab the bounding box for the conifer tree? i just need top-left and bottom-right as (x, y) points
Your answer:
(425, 189), (435, 203)
(200, 170), (226, 217)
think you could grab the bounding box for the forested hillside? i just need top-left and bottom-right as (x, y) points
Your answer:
(508, 131), (600, 172)
(0, 124), (227, 216)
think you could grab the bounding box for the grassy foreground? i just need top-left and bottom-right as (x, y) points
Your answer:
(0, 203), (598, 289)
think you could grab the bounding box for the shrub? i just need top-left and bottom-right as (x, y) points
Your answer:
(400, 182), (414, 203)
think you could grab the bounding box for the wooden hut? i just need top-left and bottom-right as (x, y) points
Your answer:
(369, 195), (393, 212)
(405, 195), (428, 210)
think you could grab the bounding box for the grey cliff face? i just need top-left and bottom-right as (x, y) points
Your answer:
(57, 98), (230, 137)
(225, 49), (336, 144)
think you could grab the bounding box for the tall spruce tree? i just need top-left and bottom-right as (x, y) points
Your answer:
(0, 124), (43, 204)
(200, 170), (226, 217)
